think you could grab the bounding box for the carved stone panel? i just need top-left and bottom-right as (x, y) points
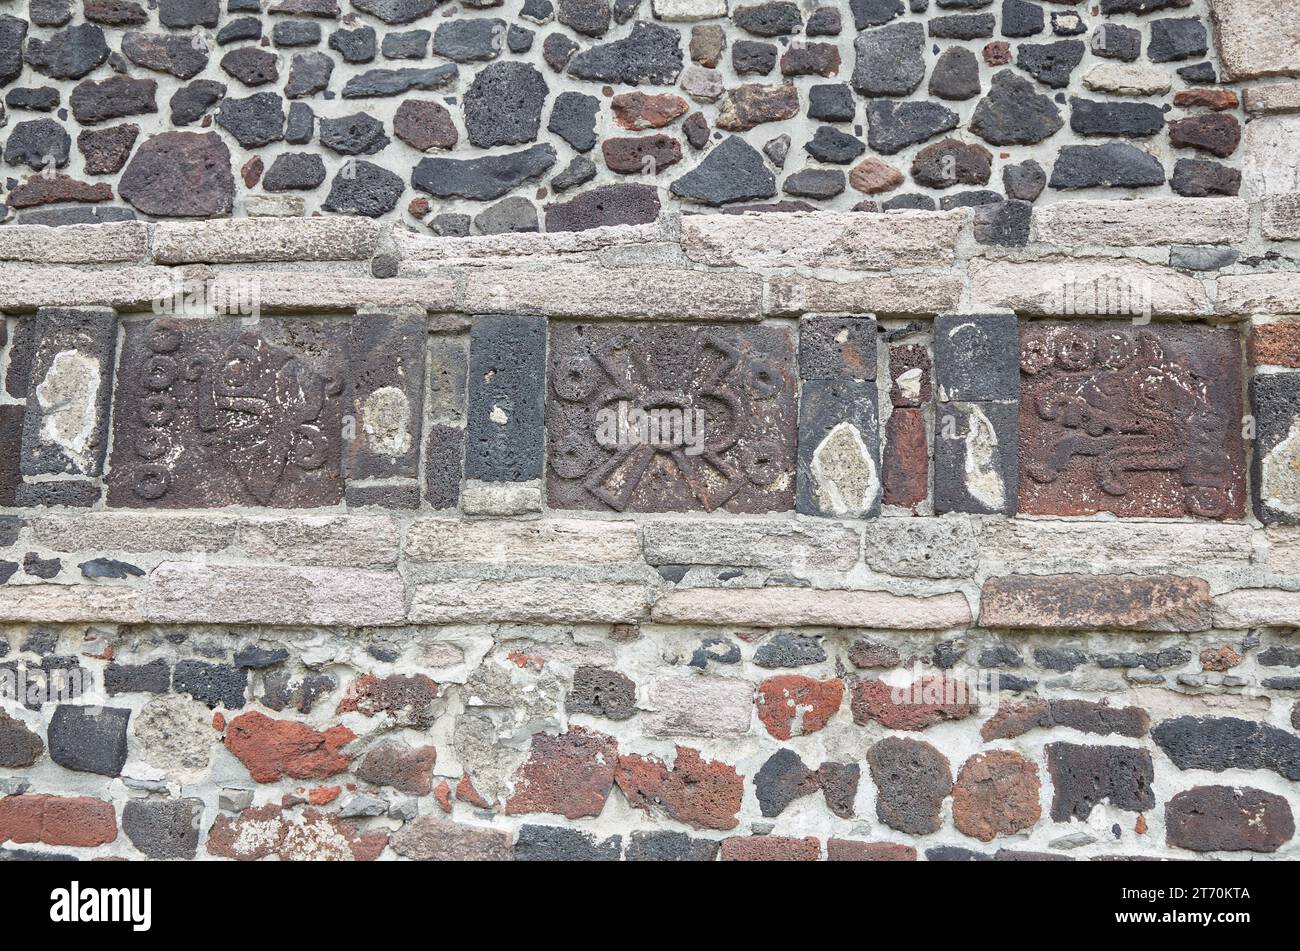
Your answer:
(1018, 323), (1246, 519)
(344, 315), (426, 481)
(546, 323), (797, 513)
(106, 318), (347, 508)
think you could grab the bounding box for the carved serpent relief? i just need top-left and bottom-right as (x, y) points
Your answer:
(546, 323), (797, 513)
(107, 319), (346, 509)
(1018, 323), (1245, 519)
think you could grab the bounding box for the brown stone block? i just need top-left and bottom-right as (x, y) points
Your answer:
(1018, 323), (1246, 519)
(980, 574), (1213, 632)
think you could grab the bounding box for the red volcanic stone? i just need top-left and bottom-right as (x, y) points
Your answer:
(408, 196), (430, 219)
(983, 40), (1011, 66)
(779, 41), (841, 77)
(1166, 786), (1294, 853)
(849, 158), (904, 194)
(1169, 114), (1241, 157)
(1173, 88), (1239, 111)
(601, 133), (682, 174)
(980, 698), (1051, 741)
(720, 835), (820, 861)
(434, 781), (452, 813)
(611, 91), (690, 130)
(207, 804), (386, 861)
(456, 774), (492, 809)
(980, 574), (1213, 632)
(952, 750), (1042, 842)
(847, 639), (901, 669)
(393, 99), (458, 152)
(851, 676), (979, 730)
(755, 675), (843, 740)
(1250, 322), (1300, 368)
(0, 794), (117, 847)
(504, 727), (619, 820)
(615, 746), (743, 830)
(6, 175), (113, 208)
(224, 712), (355, 783)
(982, 697), (1150, 740)
(1200, 645), (1242, 671)
(241, 155), (263, 188)
(826, 839), (917, 861)
(1018, 324), (1246, 519)
(882, 408), (928, 510)
(715, 83), (801, 131)
(78, 123), (139, 174)
(336, 673), (438, 728)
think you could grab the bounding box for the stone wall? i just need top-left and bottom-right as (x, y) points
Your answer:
(3, 0), (1300, 863)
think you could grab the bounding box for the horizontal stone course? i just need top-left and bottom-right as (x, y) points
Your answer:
(652, 587), (972, 628)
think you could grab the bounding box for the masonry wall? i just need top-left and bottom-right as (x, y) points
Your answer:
(4, 0), (1300, 863)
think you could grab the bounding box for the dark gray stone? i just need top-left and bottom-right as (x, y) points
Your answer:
(689, 636), (741, 668)
(319, 112), (388, 154)
(670, 135), (776, 205)
(1171, 158), (1239, 197)
(47, 705), (130, 776)
(1178, 61), (1216, 84)
(216, 93), (285, 148)
(929, 13), (995, 38)
(1148, 16), (1206, 63)
(340, 64), (458, 98)
(801, 315), (877, 381)
(0, 712), (44, 767)
(933, 400), (1018, 515)
(425, 424), (464, 509)
(804, 125), (865, 164)
(172, 660), (248, 709)
(466, 315), (546, 483)
(69, 75), (157, 124)
(274, 20), (322, 47)
(912, 138), (992, 188)
(807, 82), (855, 122)
(1015, 39), (1085, 88)
(1251, 373), (1300, 526)
(122, 798), (203, 859)
(755, 748), (818, 817)
(1070, 98), (1164, 137)
(548, 90), (600, 152)
(543, 33), (579, 72)
(104, 659), (170, 694)
(0, 517), (20, 547)
(515, 824), (621, 861)
(865, 99), (959, 153)
(1046, 742), (1156, 820)
(732, 39), (776, 75)
(433, 18), (506, 62)
(23, 553), (60, 579)
(285, 52), (334, 98)
(6, 86), (61, 112)
(169, 80), (226, 126)
(220, 46), (280, 86)
(1002, 158), (1046, 200)
(263, 152), (327, 190)
(549, 154), (598, 191)
(80, 558), (144, 579)
(1049, 142), (1165, 188)
(346, 482), (421, 508)
(567, 21), (683, 85)
(24, 24), (110, 80)
(234, 646), (289, 668)
(330, 26), (377, 63)
(121, 31), (209, 79)
(382, 29), (429, 59)
(14, 481), (101, 507)
(0, 16), (29, 87)
(970, 70), (1062, 145)
(351, 0), (439, 25)
(31, 0), (72, 27)
(545, 182), (659, 231)
(346, 315), (426, 479)
(323, 160), (404, 217)
(3, 117), (70, 169)
(557, 0), (612, 36)
(974, 198), (1031, 247)
(882, 194), (936, 211)
(940, 189), (1003, 210)
(852, 21), (926, 96)
(1091, 23), (1141, 62)
(929, 46), (981, 99)
(566, 666), (637, 720)
(508, 25), (535, 53)
(734, 1), (802, 36)
(797, 379), (881, 518)
(1034, 647), (1088, 672)
(464, 61), (548, 148)
(934, 313), (1018, 402)
(754, 633), (828, 668)
(850, 0), (904, 29)
(286, 101), (315, 143)
(868, 737), (952, 834)
(158, 0), (219, 27)
(1170, 245), (1237, 271)
(216, 17), (262, 45)
(1001, 0), (1043, 36)
(626, 830), (719, 861)
(17, 308), (116, 478)
(413, 144), (557, 200)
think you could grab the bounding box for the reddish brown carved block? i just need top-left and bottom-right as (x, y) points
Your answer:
(107, 318), (347, 508)
(1018, 323), (1245, 519)
(546, 323), (797, 513)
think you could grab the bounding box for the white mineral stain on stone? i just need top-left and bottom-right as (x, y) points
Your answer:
(361, 386), (412, 458)
(810, 421), (880, 516)
(35, 350), (101, 471)
(1262, 417), (1300, 514)
(490, 403), (509, 425)
(897, 367), (923, 402)
(963, 404), (1005, 510)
